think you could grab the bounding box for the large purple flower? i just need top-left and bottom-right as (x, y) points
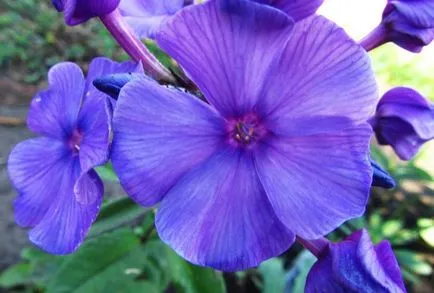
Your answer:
(119, 0), (185, 38)
(361, 0), (434, 52)
(370, 87), (434, 161)
(305, 229), (407, 292)
(111, 0), (378, 270)
(8, 58), (140, 254)
(52, 0), (121, 25)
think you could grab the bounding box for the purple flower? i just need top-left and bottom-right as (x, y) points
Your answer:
(370, 87), (434, 161)
(111, 0), (378, 270)
(255, 0), (324, 20)
(305, 229), (407, 293)
(52, 0), (121, 25)
(119, 0), (185, 38)
(8, 58), (140, 254)
(360, 0), (434, 52)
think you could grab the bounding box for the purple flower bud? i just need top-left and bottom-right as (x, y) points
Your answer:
(305, 229), (407, 293)
(52, 0), (120, 26)
(370, 87), (434, 160)
(361, 0), (434, 52)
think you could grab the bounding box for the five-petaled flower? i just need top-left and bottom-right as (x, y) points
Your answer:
(370, 87), (434, 161)
(305, 229), (407, 293)
(111, 0), (378, 271)
(8, 58), (141, 254)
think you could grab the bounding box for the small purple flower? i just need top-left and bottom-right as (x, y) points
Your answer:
(305, 229), (407, 293)
(370, 87), (434, 161)
(255, 0), (324, 21)
(119, 0), (185, 38)
(360, 0), (434, 52)
(8, 58), (140, 254)
(111, 0), (378, 270)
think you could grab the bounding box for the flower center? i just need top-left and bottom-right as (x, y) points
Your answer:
(69, 129), (83, 154)
(228, 113), (266, 147)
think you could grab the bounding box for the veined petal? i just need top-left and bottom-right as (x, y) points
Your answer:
(260, 15), (378, 128)
(258, 0), (324, 21)
(119, 0), (184, 38)
(388, 0), (434, 27)
(254, 124), (373, 239)
(77, 95), (112, 172)
(111, 79), (225, 206)
(27, 62), (85, 139)
(8, 137), (103, 254)
(156, 0), (293, 117)
(156, 148), (295, 271)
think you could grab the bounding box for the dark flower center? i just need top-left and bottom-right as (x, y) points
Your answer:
(69, 129), (83, 154)
(228, 113), (266, 147)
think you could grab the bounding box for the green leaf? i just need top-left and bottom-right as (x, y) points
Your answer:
(395, 249), (433, 276)
(420, 226), (434, 247)
(287, 251), (317, 293)
(0, 263), (33, 288)
(165, 246), (226, 293)
(258, 258), (288, 293)
(381, 220), (402, 238)
(88, 197), (148, 237)
(47, 229), (156, 293)
(95, 162), (118, 182)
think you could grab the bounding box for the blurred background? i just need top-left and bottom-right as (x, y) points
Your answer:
(0, 0), (433, 292)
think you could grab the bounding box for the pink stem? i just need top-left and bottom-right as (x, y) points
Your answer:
(296, 236), (330, 258)
(100, 9), (175, 83)
(359, 25), (389, 52)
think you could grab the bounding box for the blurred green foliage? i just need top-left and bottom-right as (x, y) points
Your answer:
(0, 0), (125, 84)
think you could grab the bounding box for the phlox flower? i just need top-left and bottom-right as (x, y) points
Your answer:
(370, 87), (434, 161)
(305, 229), (406, 293)
(111, 0), (378, 270)
(8, 58), (141, 254)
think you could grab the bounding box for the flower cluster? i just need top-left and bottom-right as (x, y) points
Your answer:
(8, 0), (434, 291)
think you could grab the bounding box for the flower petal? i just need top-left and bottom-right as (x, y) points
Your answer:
(375, 241), (407, 292)
(259, 15), (378, 126)
(77, 95), (112, 172)
(119, 0), (184, 38)
(63, 0), (120, 26)
(111, 79), (225, 206)
(8, 137), (103, 253)
(156, 148), (295, 271)
(258, 0), (324, 21)
(388, 0), (434, 27)
(254, 124), (372, 239)
(156, 0), (293, 117)
(27, 62), (85, 139)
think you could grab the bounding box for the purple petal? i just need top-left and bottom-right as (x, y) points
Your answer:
(119, 0), (184, 38)
(156, 148), (295, 271)
(375, 241), (407, 292)
(8, 137), (103, 254)
(259, 15), (378, 127)
(111, 79), (225, 206)
(156, 0), (293, 117)
(257, 0), (324, 21)
(387, 0), (434, 27)
(254, 124), (373, 239)
(306, 229), (406, 292)
(377, 87), (434, 140)
(63, 0), (120, 26)
(77, 95), (112, 172)
(27, 62), (85, 139)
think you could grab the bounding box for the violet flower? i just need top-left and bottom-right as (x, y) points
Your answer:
(360, 0), (434, 52)
(119, 0), (185, 39)
(303, 229), (407, 292)
(111, 0), (378, 271)
(255, 0), (324, 21)
(370, 87), (434, 161)
(8, 58), (140, 254)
